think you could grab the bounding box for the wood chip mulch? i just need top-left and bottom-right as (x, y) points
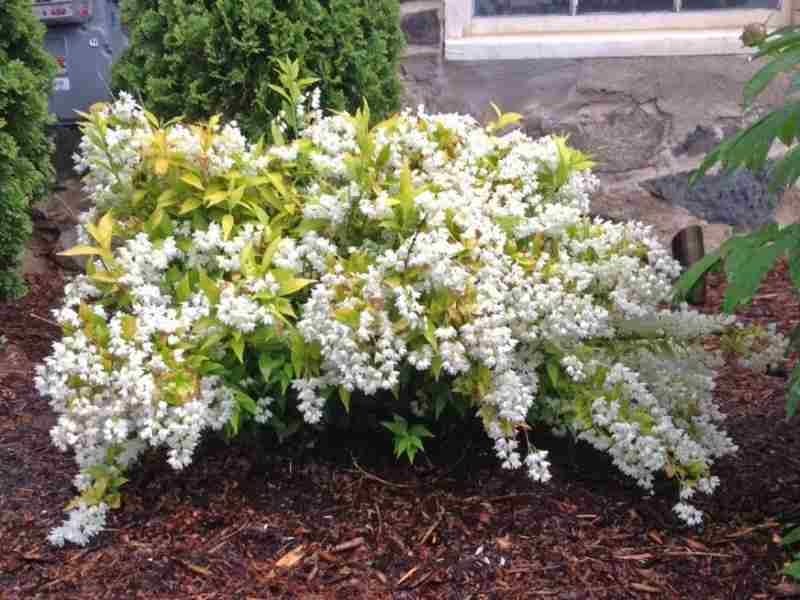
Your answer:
(3, 264), (800, 599)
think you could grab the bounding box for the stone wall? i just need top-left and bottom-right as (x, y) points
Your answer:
(398, 6), (793, 247)
(400, 53), (786, 185)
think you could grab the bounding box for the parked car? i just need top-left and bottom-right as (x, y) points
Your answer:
(33, 0), (128, 124)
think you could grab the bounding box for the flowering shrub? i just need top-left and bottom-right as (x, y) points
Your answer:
(37, 82), (784, 546)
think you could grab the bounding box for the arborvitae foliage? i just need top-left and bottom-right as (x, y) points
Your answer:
(111, 0), (405, 139)
(0, 0), (57, 298)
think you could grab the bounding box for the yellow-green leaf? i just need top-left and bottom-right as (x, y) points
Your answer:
(262, 235), (283, 269)
(154, 157), (170, 176)
(156, 189), (177, 208)
(279, 277), (315, 296)
(181, 173), (205, 190)
(179, 197), (203, 215)
(121, 315), (138, 340)
(204, 190), (228, 205)
(97, 211), (114, 249)
(273, 297), (296, 318)
(89, 272), (119, 284)
(132, 190), (148, 207)
(58, 245), (106, 258)
(148, 208), (164, 229)
(222, 214), (235, 241)
(267, 173), (287, 196)
(230, 186), (245, 204)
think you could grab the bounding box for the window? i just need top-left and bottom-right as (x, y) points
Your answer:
(445, 0), (790, 59)
(475, 0), (779, 15)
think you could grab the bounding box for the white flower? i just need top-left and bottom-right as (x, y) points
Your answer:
(48, 502), (108, 547)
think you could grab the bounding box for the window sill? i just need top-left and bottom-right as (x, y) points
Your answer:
(445, 28), (754, 60)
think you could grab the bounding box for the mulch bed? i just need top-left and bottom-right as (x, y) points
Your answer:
(3, 263), (800, 599)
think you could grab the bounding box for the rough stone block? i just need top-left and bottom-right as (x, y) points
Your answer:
(591, 189), (733, 251)
(643, 168), (778, 230)
(401, 9), (440, 46)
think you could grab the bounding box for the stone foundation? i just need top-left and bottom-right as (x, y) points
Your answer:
(400, 53), (786, 190)
(396, 11), (793, 246)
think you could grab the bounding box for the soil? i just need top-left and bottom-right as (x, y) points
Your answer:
(2, 263), (800, 599)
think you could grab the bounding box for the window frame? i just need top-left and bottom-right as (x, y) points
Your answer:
(444, 0), (792, 59)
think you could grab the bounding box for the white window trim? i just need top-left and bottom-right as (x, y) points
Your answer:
(445, 0), (791, 60)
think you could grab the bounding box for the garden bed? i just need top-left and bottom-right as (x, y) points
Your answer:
(2, 263), (800, 599)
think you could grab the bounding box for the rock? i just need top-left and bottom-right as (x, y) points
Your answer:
(591, 189), (733, 251)
(401, 9), (440, 46)
(775, 186), (800, 226)
(557, 101), (668, 173)
(50, 124), (82, 182)
(29, 178), (90, 272)
(673, 125), (722, 158)
(22, 242), (53, 276)
(53, 226), (86, 272)
(31, 178), (89, 230)
(642, 168), (777, 230)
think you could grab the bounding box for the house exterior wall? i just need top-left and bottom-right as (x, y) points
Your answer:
(398, 0), (790, 195)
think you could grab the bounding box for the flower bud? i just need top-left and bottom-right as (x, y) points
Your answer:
(741, 23), (767, 47)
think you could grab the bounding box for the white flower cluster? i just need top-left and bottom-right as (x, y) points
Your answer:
(47, 501), (108, 547)
(39, 94), (775, 546)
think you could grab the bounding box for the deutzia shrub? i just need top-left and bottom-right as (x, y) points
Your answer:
(37, 86), (782, 546)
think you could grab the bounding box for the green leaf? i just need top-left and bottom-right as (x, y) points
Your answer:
(546, 360), (560, 389)
(409, 424), (435, 439)
(434, 392), (448, 420)
(235, 390), (258, 415)
(770, 144), (800, 191)
(431, 355), (443, 380)
(381, 415), (407, 436)
(258, 354), (282, 382)
(692, 101), (800, 184)
(744, 48), (800, 106)
(290, 332), (307, 378)
(789, 244), (800, 290)
(175, 273), (192, 303)
(198, 269), (220, 304)
(673, 250), (721, 303)
(722, 230), (794, 312)
(232, 336), (245, 363)
(339, 386), (351, 412)
(424, 318), (439, 353)
(229, 407), (241, 436)
(783, 526), (800, 547)
(787, 364), (800, 418)
(784, 559), (800, 581)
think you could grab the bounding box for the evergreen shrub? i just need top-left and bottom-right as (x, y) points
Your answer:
(0, 0), (57, 298)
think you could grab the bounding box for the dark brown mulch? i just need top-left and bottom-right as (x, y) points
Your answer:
(3, 265), (800, 600)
